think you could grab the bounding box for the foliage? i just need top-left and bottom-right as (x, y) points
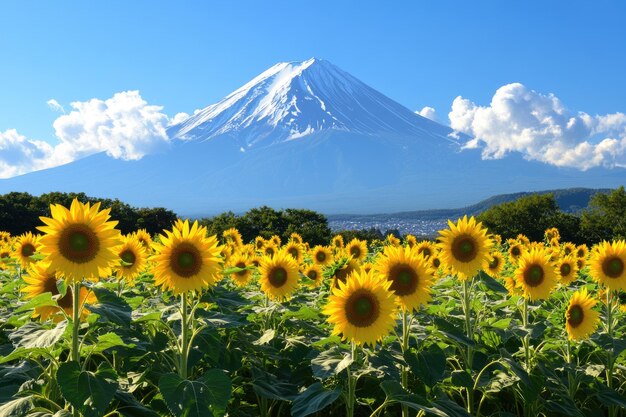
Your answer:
(580, 186), (626, 243)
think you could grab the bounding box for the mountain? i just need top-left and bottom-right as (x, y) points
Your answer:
(0, 58), (624, 215)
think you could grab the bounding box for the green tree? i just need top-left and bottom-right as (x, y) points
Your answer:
(282, 209), (331, 246)
(580, 186), (626, 243)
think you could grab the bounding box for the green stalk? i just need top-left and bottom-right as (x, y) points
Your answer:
(565, 337), (576, 400)
(462, 279), (474, 414)
(401, 310), (410, 417)
(605, 290), (616, 417)
(71, 280), (81, 363)
(180, 292), (189, 379)
(522, 297), (531, 371)
(346, 341), (358, 417)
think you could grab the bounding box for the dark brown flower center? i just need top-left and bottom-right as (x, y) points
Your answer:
(120, 250), (136, 267)
(43, 275), (73, 309)
(268, 267), (287, 288)
(560, 263), (572, 277)
(524, 264), (544, 287)
(307, 269), (319, 281)
(511, 246), (521, 257)
(265, 247), (275, 257)
(350, 245), (361, 259)
(432, 258), (441, 268)
(567, 304), (584, 328)
(235, 261), (247, 276)
(288, 247), (299, 259)
(21, 243), (36, 257)
(488, 256), (500, 269)
(334, 263), (355, 286)
(602, 256), (624, 279)
(170, 243), (202, 278)
(345, 289), (380, 327)
(452, 235), (477, 262)
(388, 264), (418, 296)
(418, 247), (432, 258)
(316, 251), (327, 263)
(59, 224), (99, 264)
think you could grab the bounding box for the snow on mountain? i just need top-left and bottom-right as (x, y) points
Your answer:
(168, 58), (455, 147)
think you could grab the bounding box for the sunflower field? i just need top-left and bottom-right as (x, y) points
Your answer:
(0, 199), (625, 417)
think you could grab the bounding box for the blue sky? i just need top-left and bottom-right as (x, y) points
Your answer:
(0, 0), (625, 176)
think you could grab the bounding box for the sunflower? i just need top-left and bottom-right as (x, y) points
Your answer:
(576, 244), (589, 259)
(284, 241), (304, 263)
(223, 228), (243, 248)
(13, 232), (40, 270)
(386, 234), (401, 247)
(22, 262), (95, 322)
(516, 234), (530, 245)
(514, 248), (558, 300)
(375, 245), (434, 312)
(332, 259), (361, 288)
(549, 237), (560, 248)
(289, 233), (303, 245)
(556, 255), (578, 285)
(561, 242), (576, 257)
(589, 240), (626, 291)
(331, 235), (344, 249)
(404, 234), (417, 249)
(323, 269), (397, 347)
(269, 235), (282, 247)
(152, 220), (222, 294)
(416, 241), (435, 259)
(311, 245), (332, 266)
(302, 264), (323, 287)
(254, 236), (266, 251)
(437, 216), (492, 280)
(491, 234), (502, 246)
(503, 276), (521, 297)
(508, 241), (524, 262)
(115, 235), (147, 282)
(483, 251), (505, 279)
(37, 199), (122, 282)
(228, 253), (253, 287)
(134, 229), (153, 249)
(346, 239), (368, 262)
(565, 288), (600, 341)
(0, 231), (11, 245)
(361, 262), (374, 274)
(263, 242), (278, 258)
(544, 227), (560, 242)
(258, 250), (299, 301)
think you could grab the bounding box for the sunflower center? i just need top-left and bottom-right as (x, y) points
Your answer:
(269, 267), (287, 288)
(120, 250), (136, 267)
(288, 248), (299, 259)
(345, 289), (380, 327)
(488, 257), (500, 269)
(307, 270), (318, 281)
(43, 276), (73, 309)
(316, 251), (327, 263)
(602, 257), (624, 278)
(170, 243), (202, 278)
(452, 236), (477, 263)
(419, 248), (431, 258)
(334, 263), (355, 286)
(265, 247), (275, 256)
(433, 258), (441, 268)
(350, 246), (361, 258)
(389, 264), (418, 296)
(524, 264), (544, 287)
(511, 246), (521, 257)
(21, 243), (36, 257)
(560, 263), (571, 277)
(568, 304), (584, 328)
(59, 224), (99, 264)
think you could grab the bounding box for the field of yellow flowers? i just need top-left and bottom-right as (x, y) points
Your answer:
(0, 199), (625, 417)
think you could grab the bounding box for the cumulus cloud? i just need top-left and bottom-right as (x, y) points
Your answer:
(416, 106), (437, 121)
(0, 91), (173, 178)
(169, 112), (191, 126)
(46, 99), (65, 113)
(449, 83), (626, 170)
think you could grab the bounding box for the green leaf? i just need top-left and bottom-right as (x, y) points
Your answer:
(477, 271), (508, 293)
(253, 329), (276, 345)
(9, 321), (68, 349)
(158, 369), (231, 417)
(0, 396), (32, 417)
(450, 370), (473, 389)
(404, 344), (446, 387)
(251, 367), (298, 401)
(14, 293), (56, 313)
(290, 382), (341, 417)
(311, 346), (352, 380)
(82, 332), (133, 355)
(114, 390), (160, 417)
(595, 384), (626, 408)
(57, 362), (119, 417)
(86, 287), (132, 326)
(379, 381), (446, 417)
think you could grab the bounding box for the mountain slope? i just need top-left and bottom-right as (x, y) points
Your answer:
(0, 58), (624, 215)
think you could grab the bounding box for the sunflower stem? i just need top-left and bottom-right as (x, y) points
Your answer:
(522, 297), (531, 371)
(461, 279), (475, 414)
(346, 341), (358, 417)
(71, 280), (81, 363)
(605, 290), (616, 417)
(180, 292), (189, 379)
(401, 310), (410, 417)
(565, 337), (576, 400)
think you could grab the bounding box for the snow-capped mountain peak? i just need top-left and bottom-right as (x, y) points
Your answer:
(167, 58), (448, 146)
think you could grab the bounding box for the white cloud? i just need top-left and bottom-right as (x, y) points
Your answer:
(0, 91), (173, 178)
(169, 112), (191, 126)
(46, 99), (65, 113)
(449, 83), (626, 170)
(416, 106), (437, 121)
